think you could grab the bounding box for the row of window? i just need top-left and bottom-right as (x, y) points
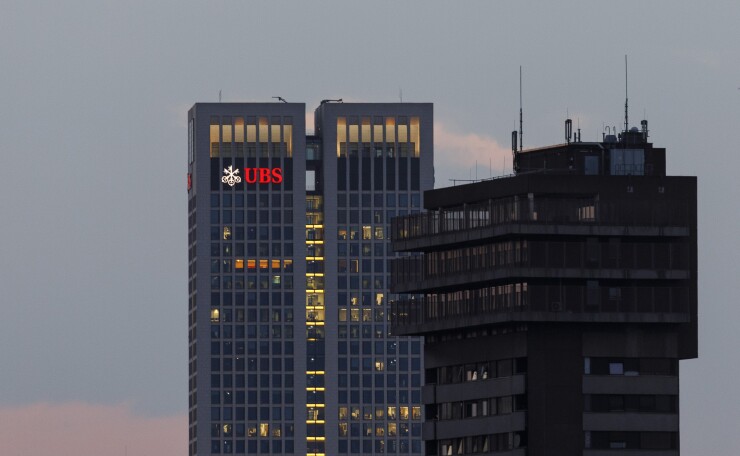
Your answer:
(211, 242), (294, 257)
(585, 394), (678, 413)
(212, 258), (294, 273)
(211, 192), (292, 208)
(210, 115), (294, 158)
(337, 389), (420, 406)
(212, 210), (293, 226)
(211, 275), (293, 290)
(211, 339), (293, 355)
(338, 275), (387, 289)
(211, 373), (293, 388)
(338, 324), (392, 339)
(337, 404), (422, 422)
(338, 225), (387, 240)
(338, 437), (421, 454)
(212, 422), (292, 438)
(337, 373), (421, 389)
(339, 340), (420, 355)
(585, 431), (677, 450)
(339, 421), (421, 439)
(338, 258), (388, 274)
(211, 291), (292, 306)
(211, 438), (293, 454)
(431, 394), (527, 421)
(337, 243), (393, 257)
(212, 217), (294, 237)
(337, 192), (421, 208)
(426, 357), (527, 385)
(211, 390), (294, 406)
(210, 357), (294, 372)
(337, 357), (420, 372)
(438, 431), (526, 455)
(211, 406), (292, 422)
(585, 357), (678, 376)
(210, 325), (294, 340)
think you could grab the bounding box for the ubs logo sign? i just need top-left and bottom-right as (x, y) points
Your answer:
(222, 166), (283, 187)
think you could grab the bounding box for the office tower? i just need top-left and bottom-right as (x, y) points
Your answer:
(391, 123), (697, 455)
(187, 101), (434, 455)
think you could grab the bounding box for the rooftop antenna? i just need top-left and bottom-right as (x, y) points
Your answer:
(519, 66), (523, 152)
(320, 98), (343, 105)
(624, 55), (629, 133)
(399, 88), (403, 103)
(272, 96), (288, 103)
(219, 90), (222, 103)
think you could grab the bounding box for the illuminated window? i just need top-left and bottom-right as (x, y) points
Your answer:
(210, 308), (220, 323)
(412, 406), (421, 420)
(374, 227), (384, 239)
(387, 406), (396, 419)
(375, 360), (385, 371)
(284, 123), (293, 157)
(410, 117), (420, 157)
(338, 422), (348, 436)
(399, 406), (409, 420)
(376, 425), (385, 436)
(362, 226), (372, 240)
(351, 407), (360, 420)
(338, 309), (348, 322)
(223, 226), (232, 240)
(375, 407), (384, 419)
(259, 423), (269, 437)
(235, 259), (244, 270)
(388, 423), (397, 437)
(338, 407), (348, 420)
(337, 117), (347, 157)
(210, 116), (220, 157)
(385, 117), (396, 142)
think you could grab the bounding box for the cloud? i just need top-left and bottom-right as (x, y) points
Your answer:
(0, 403), (186, 456)
(434, 121), (512, 185)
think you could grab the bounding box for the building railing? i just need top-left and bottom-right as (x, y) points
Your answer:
(391, 239), (691, 287)
(391, 284), (691, 330)
(392, 196), (692, 241)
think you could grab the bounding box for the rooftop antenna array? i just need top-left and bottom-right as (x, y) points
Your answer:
(624, 55), (629, 133)
(272, 96), (288, 103)
(511, 66), (523, 173)
(519, 66), (524, 152)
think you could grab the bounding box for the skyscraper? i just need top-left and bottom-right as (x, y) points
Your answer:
(391, 124), (697, 455)
(187, 101), (434, 455)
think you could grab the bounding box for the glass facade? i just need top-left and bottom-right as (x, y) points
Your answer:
(189, 102), (433, 456)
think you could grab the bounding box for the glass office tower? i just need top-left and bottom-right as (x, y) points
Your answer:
(187, 101), (434, 456)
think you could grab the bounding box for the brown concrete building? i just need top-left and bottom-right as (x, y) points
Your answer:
(390, 124), (697, 455)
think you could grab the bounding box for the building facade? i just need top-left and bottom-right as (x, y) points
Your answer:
(390, 126), (697, 455)
(187, 102), (434, 455)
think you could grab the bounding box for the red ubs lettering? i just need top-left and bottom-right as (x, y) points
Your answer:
(243, 168), (283, 184)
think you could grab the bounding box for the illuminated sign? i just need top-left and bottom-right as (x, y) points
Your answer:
(221, 165), (242, 187)
(221, 166), (283, 187)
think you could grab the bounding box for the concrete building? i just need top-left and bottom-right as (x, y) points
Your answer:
(390, 123), (697, 455)
(187, 101), (434, 455)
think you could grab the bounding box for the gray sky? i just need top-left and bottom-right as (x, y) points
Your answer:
(1, 1), (738, 454)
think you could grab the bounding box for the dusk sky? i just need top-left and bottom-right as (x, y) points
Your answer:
(1, 1), (739, 454)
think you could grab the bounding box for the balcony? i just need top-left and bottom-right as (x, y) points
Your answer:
(390, 284), (691, 336)
(392, 196), (692, 252)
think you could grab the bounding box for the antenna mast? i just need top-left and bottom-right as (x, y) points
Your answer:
(519, 66), (523, 151)
(624, 55), (628, 133)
